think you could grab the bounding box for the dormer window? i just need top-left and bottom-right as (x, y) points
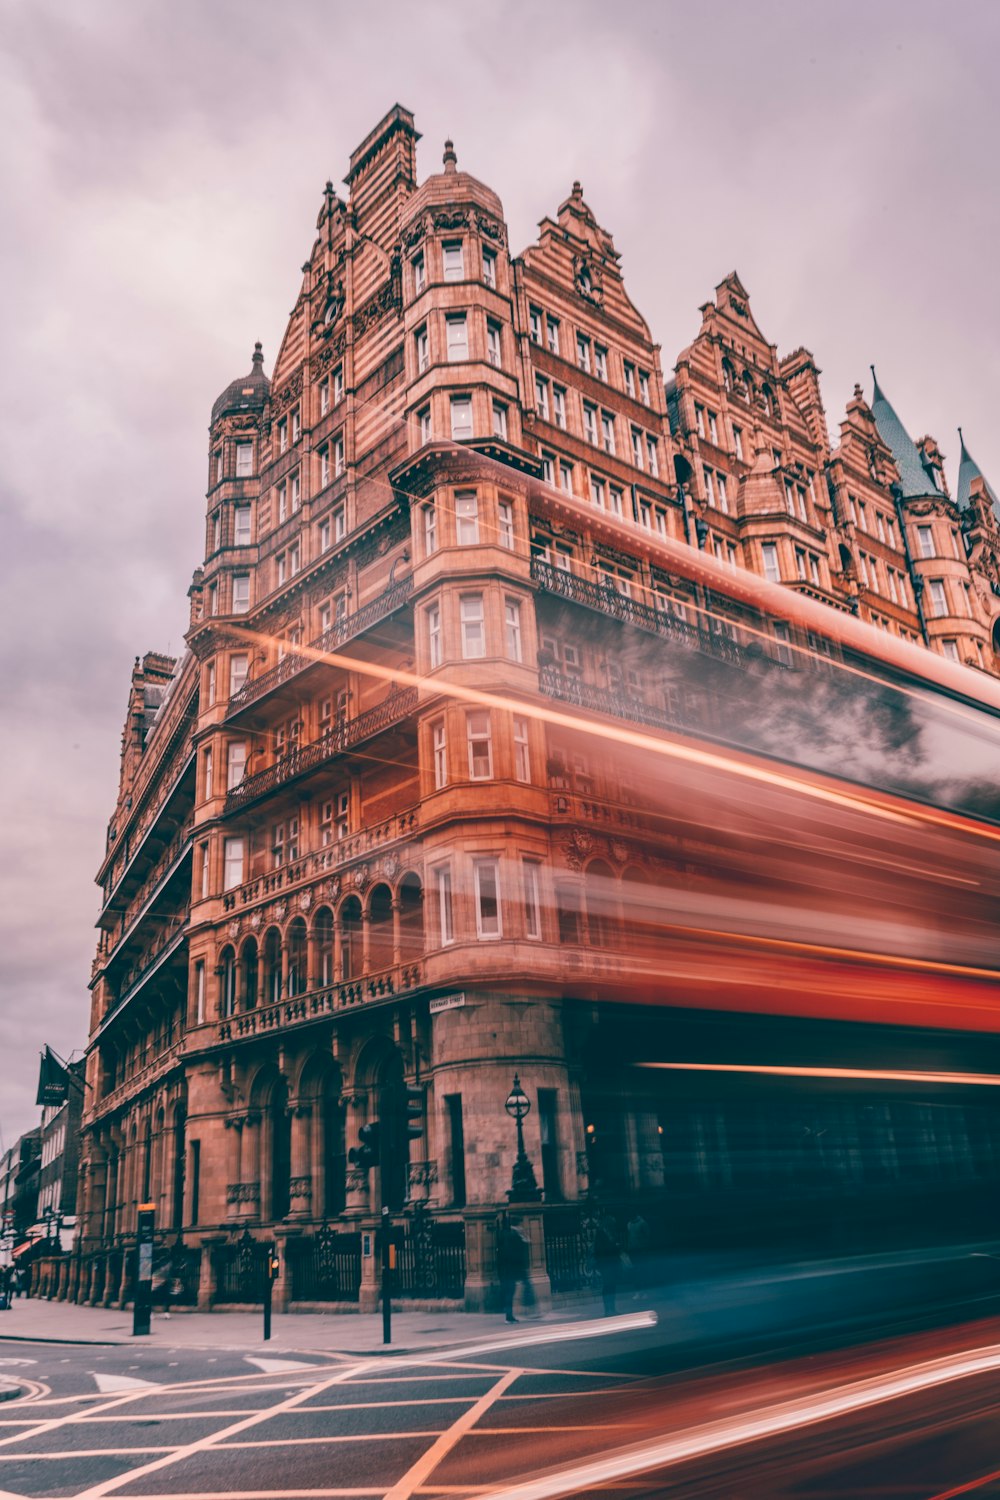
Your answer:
(443, 241), (464, 281)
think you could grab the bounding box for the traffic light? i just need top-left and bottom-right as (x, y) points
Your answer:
(268, 1250), (280, 1283)
(348, 1120), (380, 1171)
(405, 1086), (424, 1141)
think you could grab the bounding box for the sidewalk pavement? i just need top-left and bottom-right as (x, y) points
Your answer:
(0, 1294), (598, 1354)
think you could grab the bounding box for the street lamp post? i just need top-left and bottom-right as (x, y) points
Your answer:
(505, 1075), (542, 1203)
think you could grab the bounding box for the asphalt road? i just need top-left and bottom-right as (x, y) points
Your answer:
(2, 1315), (1000, 1498)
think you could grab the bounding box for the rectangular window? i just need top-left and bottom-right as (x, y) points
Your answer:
(413, 253), (425, 294)
(446, 314), (468, 361)
(647, 436), (659, 477)
(609, 486), (623, 517)
(335, 790), (349, 840)
(333, 365), (344, 404)
(277, 482), (287, 521)
(773, 620), (793, 667)
(576, 333), (591, 373)
(199, 842), (210, 900)
(446, 1095), (466, 1208)
(623, 362), (636, 398)
(206, 661), (216, 708)
(232, 574), (250, 614)
(583, 402), (598, 445)
(450, 396), (473, 440)
(428, 604), (442, 668)
(552, 386), (567, 429)
(492, 401), (508, 440)
(416, 325), (430, 373)
(522, 859), (541, 936)
(601, 412), (616, 455)
(460, 593), (485, 657)
(320, 446), (331, 486)
(541, 453), (554, 485)
(214, 449), (223, 484)
(195, 960), (206, 1023)
(546, 316), (560, 355)
(226, 742), (246, 790)
(942, 639), (960, 661)
(442, 241), (464, 280)
(319, 799), (333, 845)
(278, 419), (288, 454)
(498, 499), (514, 549)
(534, 375), (550, 421)
(529, 306), (542, 344)
(277, 552), (287, 587)
(234, 505), (251, 545)
(332, 504), (345, 542)
(289, 472), (300, 511)
(559, 461), (573, 494)
(594, 345), (608, 381)
(538, 1088), (561, 1200)
(918, 525), (934, 558)
(437, 866), (454, 945)
(455, 490), (479, 545)
(761, 543), (780, 583)
(487, 319), (502, 367)
(229, 654), (248, 697)
(319, 516), (332, 552)
(466, 710), (493, 779)
(590, 474), (606, 509)
(716, 475), (729, 514)
(929, 578), (947, 616)
(289, 541), (300, 576)
(418, 405), (432, 443)
(474, 858), (502, 938)
(235, 441), (253, 477)
(513, 716), (530, 782)
(733, 425), (744, 461)
(504, 598), (522, 660)
(432, 719), (447, 789)
(319, 377), (330, 416)
(695, 404), (706, 438)
(212, 511), (221, 552)
(703, 467), (715, 506)
(631, 428), (644, 469)
(423, 501), (437, 554)
(223, 836), (244, 891)
(291, 408), (301, 443)
(708, 412), (719, 445)
(639, 371), (650, 404)
(809, 553), (821, 586)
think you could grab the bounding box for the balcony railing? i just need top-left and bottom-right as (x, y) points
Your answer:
(222, 808), (419, 912)
(225, 575), (414, 717)
(95, 919), (189, 1039)
(540, 665), (685, 734)
(224, 686), (418, 814)
(98, 829), (193, 964)
(217, 961), (422, 1043)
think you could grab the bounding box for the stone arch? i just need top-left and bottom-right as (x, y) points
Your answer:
(741, 370), (755, 404)
(313, 905), (335, 987)
(298, 1053), (346, 1218)
(286, 916), (307, 997)
(721, 358), (735, 393)
(367, 882), (394, 971)
(250, 1065), (291, 1222)
(351, 1036), (408, 1212)
(398, 872), (423, 962)
(339, 895), (363, 981)
(261, 926), (282, 1006)
(239, 935), (259, 1011)
(584, 859), (617, 948)
(991, 615), (1000, 657)
(761, 382), (777, 419)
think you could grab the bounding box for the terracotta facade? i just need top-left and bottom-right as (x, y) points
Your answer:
(73, 106), (1000, 1312)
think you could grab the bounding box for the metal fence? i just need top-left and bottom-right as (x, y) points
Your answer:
(212, 1237), (272, 1303)
(392, 1214), (466, 1300)
(286, 1228), (362, 1302)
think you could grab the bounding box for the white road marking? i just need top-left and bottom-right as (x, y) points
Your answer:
(384, 1368), (520, 1500)
(243, 1356), (319, 1374)
(91, 1373), (159, 1393)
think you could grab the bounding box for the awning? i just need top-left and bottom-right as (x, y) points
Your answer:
(12, 1239), (42, 1260)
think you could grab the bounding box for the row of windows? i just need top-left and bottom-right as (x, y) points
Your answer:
(412, 239), (498, 296)
(421, 491), (515, 553)
(428, 711), (532, 789)
(416, 312), (504, 373)
(426, 592), (525, 666)
(528, 305), (652, 405)
(533, 374), (661, 475)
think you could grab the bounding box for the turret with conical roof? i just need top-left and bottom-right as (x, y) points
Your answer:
(869, 367), (942, 501)
(957, 429), (1000, 518)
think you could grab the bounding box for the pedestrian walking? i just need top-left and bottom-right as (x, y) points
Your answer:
(594, 1213), (621, 1316)
(496, 1214), (532, 1323)
(626, 1212), (651, 1298)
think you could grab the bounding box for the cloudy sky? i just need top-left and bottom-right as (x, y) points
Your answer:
(1, 0), (998, 1149)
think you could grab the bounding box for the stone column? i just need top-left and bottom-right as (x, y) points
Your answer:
(391, 898), (402, 967)
(510, 1206), (552, 1313)
(306, 927), (319, 992)
(288, 1103), (313, 1220)
(635, 1108), (665, 1190)
(280, 938), (290, 1000)
(463, 1209), (495, 1313)
(334, 919), (343, 981)
(361, 909), (371, 975)
(225, 1116), (245, 1222)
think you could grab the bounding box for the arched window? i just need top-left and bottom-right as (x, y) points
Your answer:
(314, 907), (334, 988)
(341, 897), (362, 981)
(585, 861), (617, 948)
(368, 884), (394, 971)
(219, 947), (237, 1017)
(262, 928), (282, 1005)
(287, 917), (307, 997)
(742, 371), (754, 404)
(399, 874), (424, 961)
(241, 938), (259, 1011)
(761, 383), (776, 419)
(721, 359), (734, 394)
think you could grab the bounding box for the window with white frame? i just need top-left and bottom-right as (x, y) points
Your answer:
(717, 474), (729, 513)
(917, 525), (934, 559)
(214, 449), (223, 484)
(423, 500), (437, 554)
(442, 241), (464, 280)
(546, 316), (560, 355)
(289, 541), (300, 576)
(428, 603), (442, 668)
(929, 578), (947, 616)
(413, 253), (425, 294)
(695, 404), (706, 439)
(504, 598), (522, 660)
(761, 543), (780, 583)
(492, 401), (508, 439)
(415, 325), (430, 373)
(576, 333), (591, 373)
(212, 511), (221, 552)
(609, 486), (623, 517)
(455, 490), (479, 545)
(276, 551), (288, 587)
(206, 660), (216, 707)
(234, 505), (251, 545)
(450, 396), (473, 440)
(522, 859), (541, 938)
(319, 516), (332, 552)
(498, 498), (514, 549)
(534, 375), (550, 421)
(773, 620), (793, 667)
(229, 653), (249, 697)
(583, 402), (598, 445)
(227, 741), (247, 790)
(594, 345), (608, 381)
(942, 639), (959, 661)
(529, 306), (542, 344)
(277, 482), (288, 522)
(590, 473), (606, 508)
(466, 710), (493, 779)
(541, 453), (554, 485)
(446, 314), (468, 362)
(278, 419), (288, 454)
(631, 428), (644, 469)
(418, 405), (432, 443)
(208, 581), (218, 617)
(647, 436), (659, 477)
(601, 411), (616, 455)
(623, 361), (636, 398)
(290, 472), (300, 511)
(437, 866), (454, 944)
(432, 719), (447, 789)
(552, 386), (567, 429)
(704, 467), (715, 506)
(733, 425), (744, 461)
(272, 815), (299, 868)
(202, 746), (213, 800)
(513, 716), (530, 782)
(320, 377), (330, 415)
(333, 365), (344, 404)
(708, 411), (719, 445)
(320, 446), (331, 486)
(473, 858), (502, 938)
(559, 460), (574, 494)
(291, 408), (301, 443)
(460, 593), (486, 657)
(223, 836), (244, 891)
(235, 441), (253, 477)
(487, 319), (502, 367)
(639, 371), (650, 404)
(232, 574), (250, 613)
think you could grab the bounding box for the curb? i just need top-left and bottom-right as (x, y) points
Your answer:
(0, 1384), (23, 1404)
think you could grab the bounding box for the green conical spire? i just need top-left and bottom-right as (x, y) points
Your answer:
(869, 367), (941, 501)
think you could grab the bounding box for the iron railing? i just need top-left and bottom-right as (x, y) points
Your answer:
(287, 1228), (362, 1302)
(539, 666), (684, 733)
(224, 686), (418, 814)
(392, 1216), (466, 1300)
(225, 576), (414, 716)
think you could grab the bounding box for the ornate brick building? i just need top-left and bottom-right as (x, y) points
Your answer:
(74, 106), (1000, 1312)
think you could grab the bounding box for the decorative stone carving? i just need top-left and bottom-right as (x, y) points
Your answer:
(381, 851), (400, 881)
(433, 207), (469, 232)
(250, 910), (263, 930)
(298, 889), (313, 912)
(610, 840), (630, 865)
(227, 919), (241, 940)
(576, 1151), (590, 1178)
(574, 255), (604, 305)
(324, 876), (341, 901)
(351, 864), (369, 891)
(347, 1166), (370, 1193)
(226, 1181), (260, 1205)
(273, 900), (288, 922)
(288, 1175), (313, 1200)
(407, 1160), (438, 1189)
(476, 212), (507, 248)
(272, 369), (304, 414)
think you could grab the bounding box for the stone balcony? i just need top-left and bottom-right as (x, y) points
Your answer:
(216, 960), (422, 1045)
